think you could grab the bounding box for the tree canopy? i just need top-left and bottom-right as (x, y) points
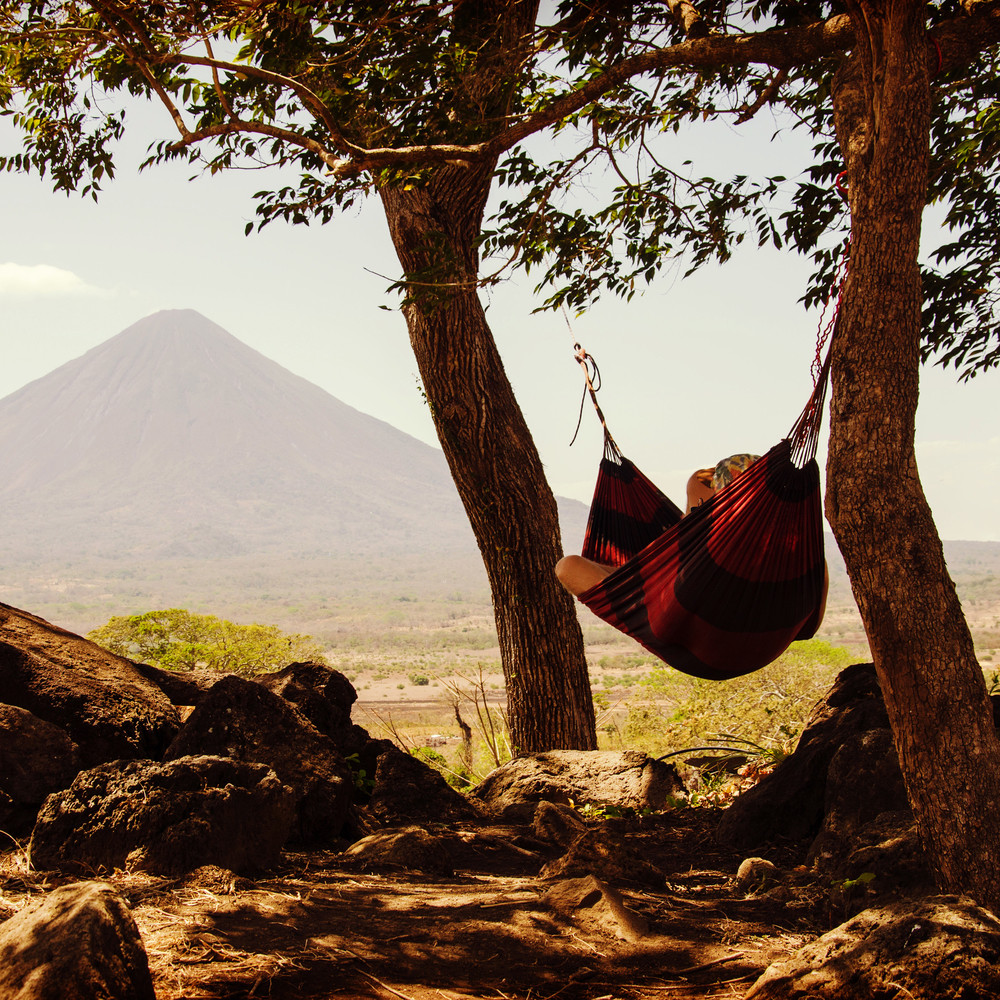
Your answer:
(2, 2), (998, 372)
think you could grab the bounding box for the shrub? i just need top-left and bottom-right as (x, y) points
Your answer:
(625, 639), (854, 759)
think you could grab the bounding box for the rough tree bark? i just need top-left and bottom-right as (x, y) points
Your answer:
(827, 1), (1000, 909)
(379, 165), (596, 754)
(377, 0), (596, 754)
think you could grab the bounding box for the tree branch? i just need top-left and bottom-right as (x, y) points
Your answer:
(166, 119), (345, 172)
(86, 0), (191, 139)
(147, 13), (860, 175)
(78, 3), (1000, 178)
(154, 52), (358, 158)
(735, 67), (790, 123)
(665, 0), (710, 40)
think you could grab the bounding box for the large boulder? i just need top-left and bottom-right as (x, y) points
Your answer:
(0, 603), (180, 767)
(28, 755), (295, 875)
(130, 661), (227, 707)
(255, 661), (360, 742)
(473, 750), (685, 823)
(717, 663), (889, 849)
(361, 745), (484, 831)
(164, 674), (354, 844)
(0, 703), (81, 835)
(0, 881), (155, 1000)
(745, 896), (1000, 999)
(807, 727), (911, 873)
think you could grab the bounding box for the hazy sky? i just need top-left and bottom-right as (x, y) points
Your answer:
(2, 101), (998, 543)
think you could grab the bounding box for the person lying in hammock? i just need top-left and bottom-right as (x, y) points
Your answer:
(555, 453), (761, 597)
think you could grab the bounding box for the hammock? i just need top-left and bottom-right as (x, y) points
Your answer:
(574, 357), (830, 681)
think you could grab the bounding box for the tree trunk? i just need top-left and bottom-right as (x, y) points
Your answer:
(379, 161), (597, 753)
(828, 2), (1000, 909)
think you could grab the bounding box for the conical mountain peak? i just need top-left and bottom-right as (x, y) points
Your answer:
(0, 310), (469, 559)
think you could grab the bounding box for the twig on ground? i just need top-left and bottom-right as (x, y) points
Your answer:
(359, 970), (420, 1000)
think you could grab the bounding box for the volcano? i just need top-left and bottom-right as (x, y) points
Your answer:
(0, 309), (474, 560)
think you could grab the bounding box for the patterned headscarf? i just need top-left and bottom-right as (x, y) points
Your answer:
(712, 453), (761, 491)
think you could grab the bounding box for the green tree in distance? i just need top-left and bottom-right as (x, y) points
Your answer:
(87, 608), (327, 674)
(4, 1), (1000, 906)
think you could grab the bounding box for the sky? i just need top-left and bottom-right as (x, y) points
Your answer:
(2, 100), (998, 544)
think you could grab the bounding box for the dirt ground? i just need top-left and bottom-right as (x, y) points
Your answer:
(2, 808), (837, 1000)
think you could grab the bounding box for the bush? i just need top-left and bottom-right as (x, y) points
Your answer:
(624, 639), (855, 759)
(413, 746), (471, 790)
(86, 607), (327, 674)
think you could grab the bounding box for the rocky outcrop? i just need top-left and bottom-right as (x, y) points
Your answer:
(130, 660), (226, 706)
(807, 727), (911, 873)
(716, 663), (890, 850)
(28, 755), (295, 875)
(0, 703), (81, 835)
(474, 750), (684, 822)
(0, 881), (155, 1000)
(362, 745), (484, 831)
(746, 896), (1000, 999)
(0, 603), (180, 766)
(256, 661), (359, 742)
(164, 674), (354, 844)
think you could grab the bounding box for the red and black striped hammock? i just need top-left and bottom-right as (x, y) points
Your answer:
(574, 358), (830, 681)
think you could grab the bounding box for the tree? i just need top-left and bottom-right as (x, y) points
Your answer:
(87, 607), (327, 674)
(826, 1), (1000, 904)
(0, 0), (597, 754)
(5, 0), (1000, 905)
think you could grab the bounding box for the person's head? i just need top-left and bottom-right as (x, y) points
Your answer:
(711, 453), (760, 491)
(686, 453), (761, 514)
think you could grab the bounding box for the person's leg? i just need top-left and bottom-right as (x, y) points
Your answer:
(555, 555), (614, 596)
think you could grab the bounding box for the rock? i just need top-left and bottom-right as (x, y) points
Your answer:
(361, 745), (484, 831)
(717, 663), (889, 850)
(532, 800), (588, 848)
(734, 857), (782, 894)
(745, 896), (1000, 999)
(28, 755), (295, 875)
(255, 661), (361, 743)
(342, 824), (543, 876)
(130, 661), (227, 706)
(474, 750), (685, 823)
(341, 825), (457, 875)
(825, 811), (933, 915)
(0, 602), (180, 767)
(0, 881), (155, 1000)
(807, 727), (911, 873)
(164, 674), (354, 844)
(540, 829), (666, 889)
(257, 659), (378, 763)
(0, 703), (81, 835)
(542, 875), (649, 942)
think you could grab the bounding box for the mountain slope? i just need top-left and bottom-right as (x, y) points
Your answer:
(0, 310), (478, 559)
